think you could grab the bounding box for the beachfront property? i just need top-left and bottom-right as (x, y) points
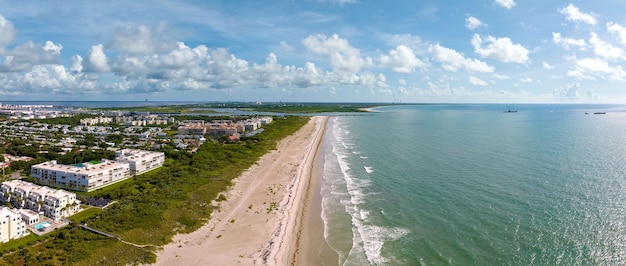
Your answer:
(30, 149), (164, 191)
(0, 207), (29, 243)
(31, 159), (131, 192)
(115, 149), (165, 175)
(177, 116), (273, 137)
(0, 180), (81, 220)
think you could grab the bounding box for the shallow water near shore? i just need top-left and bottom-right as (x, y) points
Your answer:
(319, 104), (626, 265)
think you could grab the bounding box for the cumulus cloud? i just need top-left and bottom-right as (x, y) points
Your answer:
(0, 64), (97, 95)
(1, 41), (62, 72)
(466, 16), (485, 30)
(429, 43), (494, 73)
(553, 83), (580, 99)
(552, 32), (586, 50)
(469, 75), (488, 86)
(70, 55), (83, 73)
(384, 34), (428, 54)
(105, 40), (385, 93)
(84, 44), (110, 72)
(379, 45), (429, 73)
(494, 0), (516, 9)
(0, 14), (16, 51)
(43, 41), (63, 55)
(588, 32), (625, 61)
(543, 61), (554, 69)
(559, 4), (597, 25)
(471, 34), (529, 64)
(607, 22), (626, 46)
(520, 77), (533, 83)
(108, 24), (176, 54)
(567, 57), (626, 81)
(302, 34), (367, 75)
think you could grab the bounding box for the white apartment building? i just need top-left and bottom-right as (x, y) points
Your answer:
(31, 159), (131, 192)
(0, 207), (28, 243)
(115, 149), (165, 175)
(0, 180), (81, 220)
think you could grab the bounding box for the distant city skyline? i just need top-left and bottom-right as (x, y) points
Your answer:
(1, 0), (626, 103)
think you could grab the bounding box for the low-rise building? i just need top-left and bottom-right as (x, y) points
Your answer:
(27, 149), (164, 192)
(0, 207), (28, 243)
(0, 180), (81, 220)
(115, 149), (165, 175)
(31, 159), (131, 192)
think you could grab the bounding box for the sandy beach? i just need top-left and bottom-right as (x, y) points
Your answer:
(155, 116), (329, 265)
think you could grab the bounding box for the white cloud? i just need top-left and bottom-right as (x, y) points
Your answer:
(471, 34), (529, 64)
(553, 83), (581, 100)
(429, 43), (494, 73)
(70, 55), (83, 73)
(567, 57), (626, 81)
(108, 24), (176, 54)
(0, 64), (97, 94)
(559, 4), (597, 25)
(279, 41), (295, 51)
(302, 34), (367, 75)
(552, 32), (586, 50)
(607, 22), (626, 46)
(588, 32), (625, 61)
(0, 14), (15, 51)
(466, 16), (485, 30)
(520, 77), (533, 83)
(543, 61), (555, 69)
(379, 45), (429, 73)
(469, 75), (488, 86)
(85, 44), (110, 72)
(43, 41), (63, 55)
(1, 41), (62, 72)
(493, 74), (510, 80)
(573, 58), (613, 73)
(494, 0), (516, 9)
(384, 34), (427, 55)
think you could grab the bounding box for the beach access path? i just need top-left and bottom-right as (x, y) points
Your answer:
(155, 116), (328, 265)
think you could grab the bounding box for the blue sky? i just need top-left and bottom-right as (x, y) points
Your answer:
(1, 0), (626, 103)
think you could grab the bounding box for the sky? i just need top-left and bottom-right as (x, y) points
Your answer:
(1, 0), (626, 103)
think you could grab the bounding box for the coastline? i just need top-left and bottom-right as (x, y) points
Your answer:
(292, 121), (339, 265)
(155, 116), (329, 265)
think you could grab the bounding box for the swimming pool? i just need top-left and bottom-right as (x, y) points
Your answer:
(33, 221), (51, 230)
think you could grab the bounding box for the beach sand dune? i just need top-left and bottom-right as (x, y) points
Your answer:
(155, 116), (328, 265)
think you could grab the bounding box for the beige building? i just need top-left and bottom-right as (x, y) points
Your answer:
(0, 207), (28, 243)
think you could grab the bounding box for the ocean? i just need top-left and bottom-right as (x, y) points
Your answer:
(319, 104), (626, 265)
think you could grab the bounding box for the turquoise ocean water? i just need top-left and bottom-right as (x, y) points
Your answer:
(319, 104), (626, 265)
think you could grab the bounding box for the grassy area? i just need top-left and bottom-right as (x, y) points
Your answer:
(0, 115), (311, 265)
(0, 234), (39, 255)
(68, 207), (102, 224)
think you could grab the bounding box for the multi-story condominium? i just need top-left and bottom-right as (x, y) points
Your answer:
(0, 207), (28, 243)
(43, 189), (81, 219)
(31, 159), (131, 192)
(29, 149), (164, 192)
(80, 117), (113, 126)
(17, 209), (39, 225)
(115, 149), (165, 175)
(0, 180), (81, 220)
